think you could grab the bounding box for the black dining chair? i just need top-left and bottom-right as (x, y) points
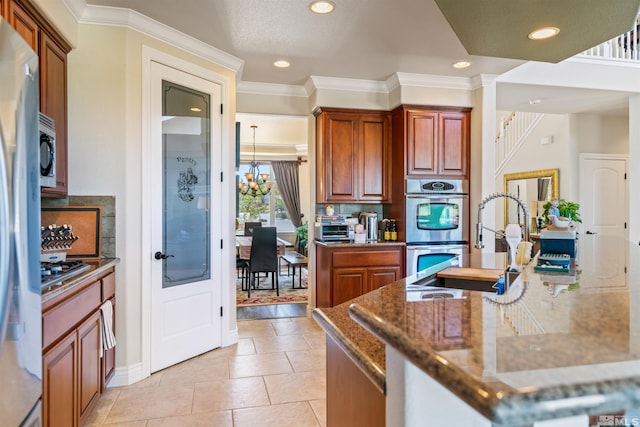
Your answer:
(247, 227), (279, 297)
(244, 221), (262, 236)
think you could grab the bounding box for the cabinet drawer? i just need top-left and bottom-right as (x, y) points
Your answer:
(102, 272), (115, 301)
(43, 280), (101, 350)
(333, 249), (401, 268)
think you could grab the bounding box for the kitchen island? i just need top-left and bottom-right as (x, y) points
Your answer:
(313, 242), (640, 426)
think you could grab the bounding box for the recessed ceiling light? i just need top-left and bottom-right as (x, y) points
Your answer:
(529, 99), (542, 105)
(190, 107), (202, 112)
(528, 27), (560, 40)
(452, 61), (471, 69)
(273, 59), (291, 68)
(310, 1), (335, 14)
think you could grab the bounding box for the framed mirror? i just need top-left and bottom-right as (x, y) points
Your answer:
(503, 169), (558, 232)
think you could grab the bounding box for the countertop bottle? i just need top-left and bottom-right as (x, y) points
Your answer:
(390, 219), (397, 241)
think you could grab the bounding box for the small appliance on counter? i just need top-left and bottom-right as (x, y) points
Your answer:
(315, 221), (354, 243)
(358, 212), (378, 242)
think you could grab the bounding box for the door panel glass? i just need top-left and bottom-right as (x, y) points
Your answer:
(161, 80), (210, 288)
(416, 202), (460, 230)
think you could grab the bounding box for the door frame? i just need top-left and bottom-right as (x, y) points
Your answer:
(141, 46), (237, 380)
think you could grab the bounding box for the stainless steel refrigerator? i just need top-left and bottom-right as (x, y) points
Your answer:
(0, 18), (43, 426)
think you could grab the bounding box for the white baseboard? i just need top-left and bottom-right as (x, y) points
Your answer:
(106, 362), (145, 388)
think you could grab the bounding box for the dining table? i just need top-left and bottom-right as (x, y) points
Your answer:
(235, 235), (287, 260)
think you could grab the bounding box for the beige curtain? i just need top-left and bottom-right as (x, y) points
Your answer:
(271, 161), (303, 228)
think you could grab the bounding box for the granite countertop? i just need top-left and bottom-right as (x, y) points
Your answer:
(314, 240), (405, 248)
(315, 240), (640, 425)
(312, 252), (507, 395)
(42, 258), (120, 302)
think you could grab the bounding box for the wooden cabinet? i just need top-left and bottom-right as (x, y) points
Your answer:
(326, 335), (385, 427)
(43, 332), (76, 427)
(42, 269), (116, 427)
(410, 298), (470, 348)
(393, 106), (471, 179)
(316, 244), (404, 307)
(315, 108), (391, 203)
(2, 0), (71, 197)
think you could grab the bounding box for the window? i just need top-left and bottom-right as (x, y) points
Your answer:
(236, 163), (295, 232)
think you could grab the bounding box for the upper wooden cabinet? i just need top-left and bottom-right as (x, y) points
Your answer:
(2, 0), (71, 197)
(393, 106), (471, 179)
(316, 108), (392, 203)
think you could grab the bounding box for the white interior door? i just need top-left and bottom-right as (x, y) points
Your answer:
(150, 61), (222, 372)
(579, 154), (628, 292)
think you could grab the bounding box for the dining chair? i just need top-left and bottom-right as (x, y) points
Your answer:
(247, 227), (279, 297)
(244, 221), (262, 236)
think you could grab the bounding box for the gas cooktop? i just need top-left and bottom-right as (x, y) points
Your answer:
(41, 260), (90, 288)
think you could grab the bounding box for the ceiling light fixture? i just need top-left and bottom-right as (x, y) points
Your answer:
(238, 125), (272, 198)
(528, 27), (560, 40)
(273, 59), (291, 68)
(190, 107), (202, 112)
(452, 61), (471, 69)
(529, 99), (542, 105)
(310, 1), (335, 14)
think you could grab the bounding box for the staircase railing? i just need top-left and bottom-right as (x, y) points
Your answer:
(495, 112), (543, 174)
(580, 18), (640, 61)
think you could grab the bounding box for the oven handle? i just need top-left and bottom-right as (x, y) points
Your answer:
(405, 194), (468, 198)
(407, 244), (467, 251)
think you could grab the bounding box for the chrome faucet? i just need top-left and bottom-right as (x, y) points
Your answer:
(475, 192), (529, 249)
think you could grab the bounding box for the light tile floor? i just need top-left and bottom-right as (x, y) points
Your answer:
(84, 316), (327, 427)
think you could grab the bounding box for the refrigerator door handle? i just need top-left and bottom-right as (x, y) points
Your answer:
(0, 130), (11, 346)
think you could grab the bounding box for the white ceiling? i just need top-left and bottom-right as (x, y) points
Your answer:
(82, 0), (639, 143)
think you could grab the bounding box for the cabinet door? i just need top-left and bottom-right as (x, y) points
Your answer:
(332, 267), (366, 306)
(102, 298), (116, 391)
(319, 112), (358, 202)
(8, 0), (38, 49)
(43, 332), (77, 427)
(40, 30), (68, 197)
(367, 267), (401, 292)
(78, 311), (102, 423)
(358, 113), (391, 201)
(439, 111), (469, 178)
(406, 110), (438, 176)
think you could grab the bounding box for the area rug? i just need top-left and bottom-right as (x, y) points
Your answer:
(236, 267), (308, 306)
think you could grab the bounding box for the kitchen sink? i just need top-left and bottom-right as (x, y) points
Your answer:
(408, 267), (520, 294)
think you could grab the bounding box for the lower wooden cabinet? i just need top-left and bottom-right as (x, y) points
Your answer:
(43, 332), (76, 427)
(326, 335), (385, 427)
(316, 244), (404, 307)
(42, 269), (116, 427)
(78, 311), (102, 423)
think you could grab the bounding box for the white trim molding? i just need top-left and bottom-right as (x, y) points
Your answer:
(63, 0), (244, 77)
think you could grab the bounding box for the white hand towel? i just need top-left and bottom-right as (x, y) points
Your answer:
(100, 300), (116, 358)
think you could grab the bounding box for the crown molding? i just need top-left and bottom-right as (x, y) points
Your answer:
(473, 74), (499, 89)
(309, 75), (389, 94)
(394, 72), (473, 90)
(64, 1), (243, 76)
(237, 81), (307, 97)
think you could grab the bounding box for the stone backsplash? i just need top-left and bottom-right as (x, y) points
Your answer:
(41, 196), (116, 259)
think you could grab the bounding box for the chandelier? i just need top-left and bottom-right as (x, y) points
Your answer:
(238, 125), (272, 197)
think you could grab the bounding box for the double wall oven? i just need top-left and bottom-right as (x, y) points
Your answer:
(405, 179), (469, 276)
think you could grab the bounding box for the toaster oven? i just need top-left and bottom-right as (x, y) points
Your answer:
(314, 222), (353, 242)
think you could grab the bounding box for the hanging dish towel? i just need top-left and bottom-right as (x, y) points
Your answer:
(100, 300), (116, 357)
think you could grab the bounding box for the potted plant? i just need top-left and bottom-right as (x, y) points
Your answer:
(324, 204), (335, 216)
(542, 198), (582, 225)
(295, 221), (308, 256)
